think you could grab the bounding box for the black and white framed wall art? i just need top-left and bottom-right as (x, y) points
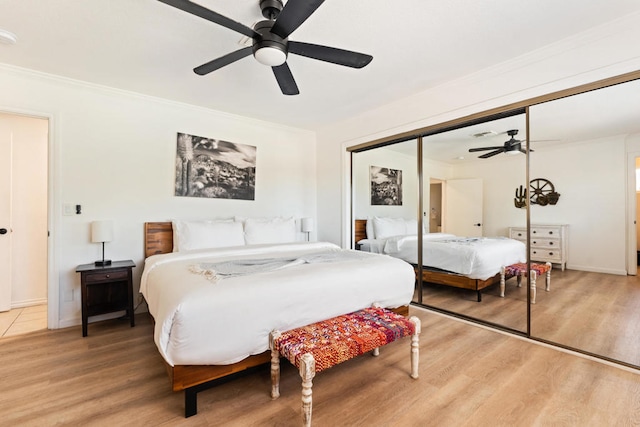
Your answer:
(175, 132), (256, 200)
(370, 166), (402, 205)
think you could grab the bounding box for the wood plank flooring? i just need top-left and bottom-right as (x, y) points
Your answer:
(1, 307), (639, 426)
(0, 304), (47, 337)
(421, 269), (640, 366)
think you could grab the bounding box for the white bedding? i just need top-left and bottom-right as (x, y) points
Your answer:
(140, 242), (415, 366)
(360, 234), (525, 281)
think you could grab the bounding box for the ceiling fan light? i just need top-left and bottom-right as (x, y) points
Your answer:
(505, 150), (521, 156)
(254, 46), (287, 66)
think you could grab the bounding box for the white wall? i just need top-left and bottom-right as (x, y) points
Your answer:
(0, 65), (317, 328)
(317, 13), (640, 246)
(352, 145), (418, 220)
(452, 137), (627, 274)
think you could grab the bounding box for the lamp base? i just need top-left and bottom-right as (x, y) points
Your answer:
(94, 259), (112, 267)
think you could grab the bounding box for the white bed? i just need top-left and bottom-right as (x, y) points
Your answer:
(355, 217), (526, 301)
(140, 241), (415, 367)
(372, 234), (526, 281)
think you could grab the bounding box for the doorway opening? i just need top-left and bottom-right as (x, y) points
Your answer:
(0, 112), (49, 336)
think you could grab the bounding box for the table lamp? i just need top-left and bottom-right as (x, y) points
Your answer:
(91, 220), (113, 266)
(301, 217), (314, 242)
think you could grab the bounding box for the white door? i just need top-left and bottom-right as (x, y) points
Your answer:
(627, 152), (639, 276)
(444, 178), (483, 237)
(0, 118), (12, 311)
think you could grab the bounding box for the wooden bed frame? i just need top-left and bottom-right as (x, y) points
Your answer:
(354, 219), (503, 302)
(144, 221), (409, 417)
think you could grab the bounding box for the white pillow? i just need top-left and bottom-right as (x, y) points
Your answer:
(372, 217), (420, 239)
(173, 220), (244, 251)
(244, 217), (296, 245)
(366, 218), (375, 239)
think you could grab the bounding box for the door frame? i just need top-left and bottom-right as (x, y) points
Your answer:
(1, 106), (58, 329)
(626, 149), (640, 276)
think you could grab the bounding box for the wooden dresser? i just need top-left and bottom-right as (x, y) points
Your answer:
(509, 224), (568, 270)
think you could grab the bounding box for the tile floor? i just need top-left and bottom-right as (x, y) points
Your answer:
(0, 304), (47, 338)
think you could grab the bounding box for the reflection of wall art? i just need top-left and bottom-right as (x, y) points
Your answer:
(174, 132), (256, 200)
(514, 178), (560, 208)
(370, 166), (402, 205)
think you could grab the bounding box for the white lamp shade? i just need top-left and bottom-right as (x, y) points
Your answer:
(301, 217), (314, 233)
(91, 220), (113, 243)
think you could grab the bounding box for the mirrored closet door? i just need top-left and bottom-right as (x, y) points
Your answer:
(419, 113), (528, 332)
(529, 78), (640, 366)
(351, 139), (420, 304)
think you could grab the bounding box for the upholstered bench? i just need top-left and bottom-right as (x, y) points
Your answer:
(269, 307), (420, 427)
(500, 262), (552, 304)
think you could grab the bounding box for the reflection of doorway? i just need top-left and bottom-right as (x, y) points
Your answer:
(429, 180), (442, 232)
(444, 178), (483, 237)
(0, 112), (48, 317)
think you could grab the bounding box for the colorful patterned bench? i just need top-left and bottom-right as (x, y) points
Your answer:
(500, 262), (552, 304)
(269, 307), (420, 427)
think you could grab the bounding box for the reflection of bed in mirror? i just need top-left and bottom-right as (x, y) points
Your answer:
(143, 221), (414, 417)
(355, 219), (526, 301)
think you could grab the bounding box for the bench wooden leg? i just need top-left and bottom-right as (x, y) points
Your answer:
(499, 266), (506, 297)
(409, 316), (421, 379)
(545, 262), (552, 292)
(300, 353), (315, 427)
(270, 330), (281, 399)
(530, 270), (537, 304)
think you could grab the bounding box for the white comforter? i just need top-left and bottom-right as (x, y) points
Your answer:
(370, 234), (525, 281)
(140, 242), (414, 366)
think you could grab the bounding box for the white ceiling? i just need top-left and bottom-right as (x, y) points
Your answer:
(385, 77), (640, 164)
(1, 0), (640, 130)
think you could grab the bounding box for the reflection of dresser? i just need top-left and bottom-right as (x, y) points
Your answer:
(509, 224), (568, 270)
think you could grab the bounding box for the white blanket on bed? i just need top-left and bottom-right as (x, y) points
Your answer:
(381, 234), (526, 280)
(140, 242), (414, 366)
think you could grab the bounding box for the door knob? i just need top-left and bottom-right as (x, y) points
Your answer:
(0, 228), (7, 235)
(474, 223), (482, 227)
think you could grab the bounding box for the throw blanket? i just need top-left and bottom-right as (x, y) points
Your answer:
(189, 250), (373, 282)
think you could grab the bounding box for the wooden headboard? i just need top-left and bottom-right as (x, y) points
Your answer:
(355, 219), (367, 244)
(144, 222), (173, 258)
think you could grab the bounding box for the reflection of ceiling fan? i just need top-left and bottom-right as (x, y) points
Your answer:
(468, 129), (532, 158)
(158, 0), (373, 95)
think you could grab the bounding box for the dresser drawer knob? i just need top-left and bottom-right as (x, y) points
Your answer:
(105, 274), (110, 278)
(549, 242), (554, 245)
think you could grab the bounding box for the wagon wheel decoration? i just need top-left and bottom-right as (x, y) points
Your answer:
(513, 178), (561, 208)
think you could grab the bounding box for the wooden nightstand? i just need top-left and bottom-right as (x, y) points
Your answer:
(76, 260), (135, 337)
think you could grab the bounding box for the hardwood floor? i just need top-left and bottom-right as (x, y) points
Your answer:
(0, 307), (639, 426)
(420, 269), (640, 366)
(0, 304), (47, 337)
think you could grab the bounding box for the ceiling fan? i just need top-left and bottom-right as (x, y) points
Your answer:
(158, 0), (373, 95)
(468, 129), (532, 158)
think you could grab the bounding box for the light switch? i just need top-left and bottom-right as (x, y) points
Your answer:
(63, 204), (74, 216)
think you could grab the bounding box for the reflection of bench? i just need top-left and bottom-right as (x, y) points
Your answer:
(500, 262), (552, 304)
(270, 307), (420, 427)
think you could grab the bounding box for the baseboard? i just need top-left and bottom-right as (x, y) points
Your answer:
(567, 265), (628, 275)
(11, 298), (47, 309)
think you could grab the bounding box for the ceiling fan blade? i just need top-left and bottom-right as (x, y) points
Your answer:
(158, 0), (259, 39)
(272, 63), (300, 95)
(270, 0), (325, 39)
(468, 146), (504, 152)
(289, 41), (372, 68)
(193, 47), (253, 75)
(479, 149), (504, 158)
